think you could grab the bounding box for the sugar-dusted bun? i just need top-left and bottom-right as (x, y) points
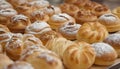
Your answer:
(112, 7), (120, 18)
(46, 37), (96, 69)
(0, 54), (13, 69)
(0, 8), (17, 25)
(20, 46), (64, 69)
(43, 5), (61, 16)
(91, 42), (117, 65)
(77, 22), (108, 43)
(59, 3), (79, 17)
(28, 0), (49, 10)
(30, 10), (49, 22)
(104, 33), (120, 57)
(8, 14), (31, 33)
(58, 22), (81, 40)
(23, 34), (43, 49)
(99, 13), (120, 32)
(25, 21), (62, 45)
(5, 61), (34, 69)
(74, 9), (97, 24)
(92, 4), (111, 17)
(0, 1), (13, 10)
(0, 24), (12, 53)
(5, 33), (23, 61)
(48, 13), (75, 30)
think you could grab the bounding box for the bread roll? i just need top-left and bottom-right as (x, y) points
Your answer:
(112, 7), (120, 18)
(5, 61), (34, 69)
(91, 42), (117, 65)
(99, 13), (120, 32)
(8, 14), (31, 33)
(77, 22), (108, 43)
(46, 37), (96, 69)
(20, 46), (64, 69)
(0, 1), (13, 9)
(104, 33), (120, 57)
(0, 54), (13, 69)
(58, 22), (81, 40)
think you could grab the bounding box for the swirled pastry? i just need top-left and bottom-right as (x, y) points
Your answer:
(43, 5), (61, 16)
(5, 61), (34, 69)
(25, 21), (61, 45)
(92, 42), (117, 65)
(0, 8), (17, 25)
(104, 33), (120, 57)
(77, 22), (108, 43)
(112, 7), (120, 18)
(20, 46), (64, 69)
(58, 22), (81, 40)
(30, 10), (49, 22)
(8, 14), (31, 33)
(48, 13), (75, 30)
(99, 13), (120, 32)
(59, 3), (79, 17)
(46, 37), (96, 69)
(74, 9), (97, 24)
(0, 54), (13, 69)
(92, 4), (111, 17)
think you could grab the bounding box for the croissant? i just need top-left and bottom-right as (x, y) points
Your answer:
(46, 37), (96, 69)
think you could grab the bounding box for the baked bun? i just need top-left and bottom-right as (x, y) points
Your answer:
(92, 4), (111, 17)
(5, 33), (23, 61)
(112, 7), (120, 18)
(74, 9), (97, 24)
(5, 61), (34, 69)
(25, 21), (61, 45)
(30, 10), (49, 22)
(0, 8), (17, 25)
(104, 33), (120, 57)
(20, 46), (63, 69)
(8, 14), (31, 33)
(0, 24), (12, 52)
(43, 5), (61, 16)
(0, 54), (13, 69)
(0, 1), (13, 10)
(64, 0), (77, 4)
(77, 22), (108, 43)
(59, 3), (79, 17)
(58, 22), (81, 40)
(28, 0), (49, 10)
(99, 13), (120, 32)
(46, 37), (96, 69)
(0, 44), (3, 53)
(91, 42), (117, 65)
(48, 13), (75, 30)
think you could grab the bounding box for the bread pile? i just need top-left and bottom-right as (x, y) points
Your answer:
(0, 0), (120, 69)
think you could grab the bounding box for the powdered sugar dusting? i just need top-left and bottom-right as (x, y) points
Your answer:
(105, 33), (120, 45)
(99, 13), (118, 24)
(59, 22), (81, 35)
(0, 8), (17, 17)
(92, 42), (115, 57)
(11, 14), (28, 22)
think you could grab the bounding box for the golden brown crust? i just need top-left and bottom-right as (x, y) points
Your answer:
(0, 54), (13, 69)
(59, 3), (79, 17)
(74, 9), (97, 24)
(112, 7), (120, 18)
(8, 14), (31, 33)
(20, 46), (64, 69)
(77, 22), (108, 43)
(73, 0), (90, 7)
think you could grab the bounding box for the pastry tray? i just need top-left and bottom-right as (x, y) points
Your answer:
(47, 0), (120, 69)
